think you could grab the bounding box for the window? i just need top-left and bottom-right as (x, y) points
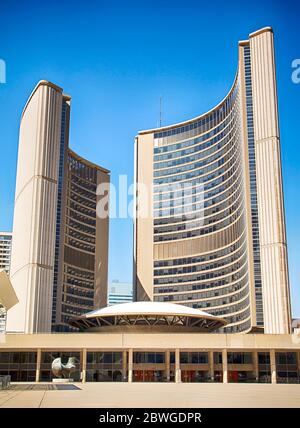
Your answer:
(227, 352), (252, 364)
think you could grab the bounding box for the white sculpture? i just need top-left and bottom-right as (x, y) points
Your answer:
(52, 357), (77, 379)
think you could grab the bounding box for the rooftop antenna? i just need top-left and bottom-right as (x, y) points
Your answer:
(159, 96), (163, 127)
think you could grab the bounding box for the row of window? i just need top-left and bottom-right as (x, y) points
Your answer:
(154, 174), (243, 219)
(65, 265), (94, 281)
(62, 293), (94, 308)
(155, 285), (249, 308)
(154, 242), (247, 277)
(153, 160), (241, 203)
(64, 284), (94, 299)
(154, 170), (242, 214)
(67, 206), (96, 227)
(64, 276), (94, 290)
(154, 194), (243, 237)
(66, 226), (96, 245)
(153, 164), (242, 210)
(153, 233), (246, 268)
(153, 120), (239, 170)
(0, 351), (297, 369)
(154, 209), (243, 242)
(154, 144), (241, 194)
(68, 190), (96, 210)
(66, 235), (95, 253)
(70, 172), (97, 193)
(153, 270), (248, 294)
(154, 280), (248, 302)
(69, 200), (96, 219)
(154, 256), (247, 285)
(243, 44), (263, 326)
(69, 182), (96, 202)
(68, 154), (97, 183)
(153, 139), (241, 186)
(208, 301), (250, 320)
(153, 109), (237, 161)
(154, 132), (239, 179)
(67, 217), (95, 236)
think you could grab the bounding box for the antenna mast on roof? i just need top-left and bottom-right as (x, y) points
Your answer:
(159, 96), (163, 127)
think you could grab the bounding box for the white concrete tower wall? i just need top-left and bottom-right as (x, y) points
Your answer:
(249, 29), (292, 333)
(6, 81), (63, 333)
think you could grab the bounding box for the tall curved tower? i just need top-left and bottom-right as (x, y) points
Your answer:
(6, 81), (109, 333)
(134, 28), (291, 334)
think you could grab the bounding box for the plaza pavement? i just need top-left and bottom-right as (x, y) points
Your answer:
(0, 382), (299, 408)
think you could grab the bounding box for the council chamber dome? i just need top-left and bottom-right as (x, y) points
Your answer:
(69, 301), (226, 332)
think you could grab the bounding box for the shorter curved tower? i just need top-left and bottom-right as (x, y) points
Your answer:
(52, 149), (110, 332)
(134, 28), (291, 334)
(6, 81), (110, 333)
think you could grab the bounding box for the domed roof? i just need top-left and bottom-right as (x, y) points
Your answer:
(69, 301), (226, 333)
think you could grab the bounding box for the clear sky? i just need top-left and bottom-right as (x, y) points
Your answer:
(0, 0), (299, 315)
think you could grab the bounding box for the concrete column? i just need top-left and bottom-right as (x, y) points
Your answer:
(81, 349), (87, 383)
(252, 351), (259, 382)
(270, 349), (277, 384)
(35, 348), (41, 382)
(128, 349), (133, 383)
(122, 350), (127, 382)
(222, 349), (228, 384)
(208, 351), (214, 382)
(175, 348), (181, 383)
(165, 350), (170, 382)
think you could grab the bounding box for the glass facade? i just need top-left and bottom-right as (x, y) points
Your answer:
(51, 143), (100, 331)
(276, 352), (299, 384)
(133, 352), (171, 382)
(52, 99), (68, 328)
(86, 352), (124, 382)
(58, 152), (98, 329)
(151, 79), (251, 333)
(228, 352), (255, 383)
(0, 349), (298, 384)
(180, 352), (210, 382)
(108, 281), (133, 306)
(0, 352), (36, 382)
(258, 352), (271, 383)
(243, 45), (263, 326)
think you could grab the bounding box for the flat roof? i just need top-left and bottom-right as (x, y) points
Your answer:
(1, 332), (300, 351)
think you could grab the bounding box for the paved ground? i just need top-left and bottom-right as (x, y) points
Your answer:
(0, 382), (299, 408)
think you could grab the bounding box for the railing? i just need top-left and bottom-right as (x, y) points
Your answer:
(0, 375), (11, 390)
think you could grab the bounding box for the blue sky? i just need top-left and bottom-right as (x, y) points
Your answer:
(0, 0), (299, 315)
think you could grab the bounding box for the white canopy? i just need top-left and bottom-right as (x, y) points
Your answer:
(85, 301), (220, 320)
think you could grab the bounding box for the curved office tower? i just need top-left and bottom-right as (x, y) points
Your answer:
(134, 28), (291, 334)
(6, 81), (109, 333)
(51, 149), (110, 332)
